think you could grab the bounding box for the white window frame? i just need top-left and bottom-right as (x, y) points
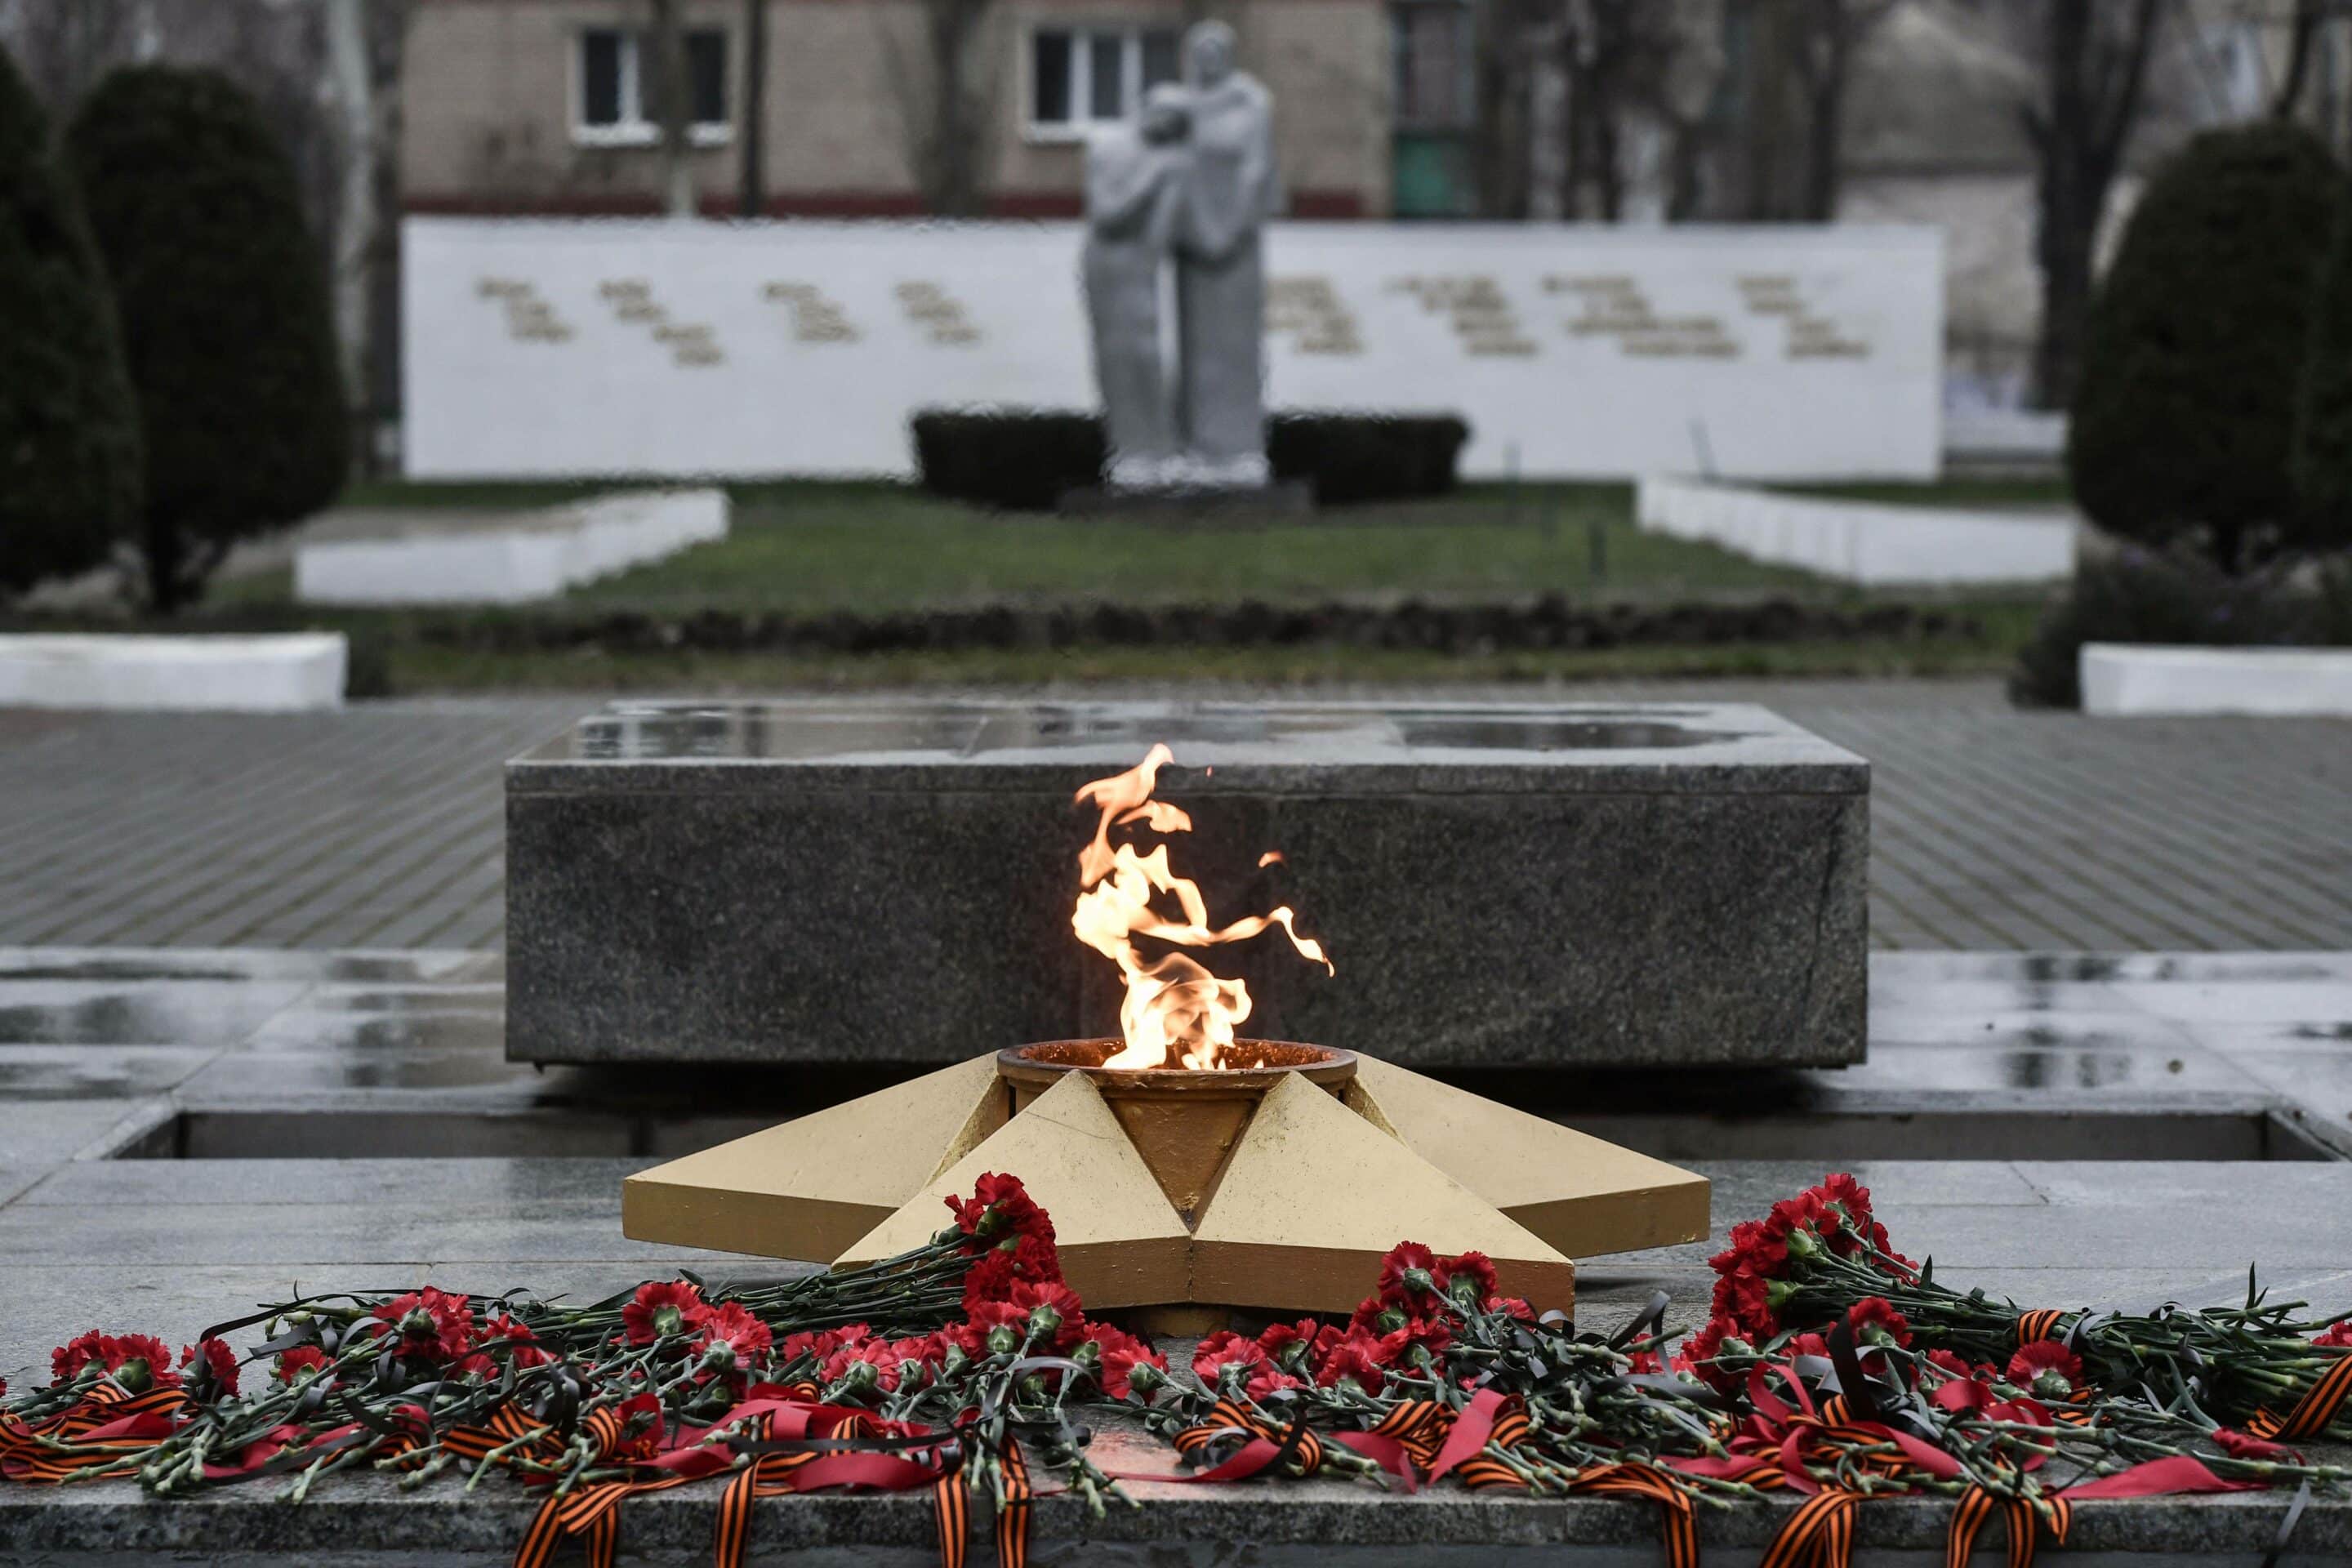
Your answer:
(572, 26), (733, 149)
(1023, 24), (1178, 142)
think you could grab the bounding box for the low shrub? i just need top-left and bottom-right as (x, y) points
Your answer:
(910, 409), (1471, 510)
(1267, 413), (1468, 503)
(909, 410), (1104, 511)
(2011, 546), (2352, 707)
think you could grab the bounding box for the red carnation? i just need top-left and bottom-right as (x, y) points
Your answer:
(2314, 1321), (2352, 1348)
(180, 1338), (240, 1396)
(1245, 1367), (1304, 1401)
(1846, 1297), (1912, 1349)
(1484, 1295), (1537, 1322)
(51, 1332), (180, 1393)
(777, 1324), (864, 1368)
(1669, 1317), (1744, 1393)
(1009, 1279), (1086, 1349)
(372, 1287), (477, 1363)
(619, 1281), (708, 1346)
(1786, 1331), (1833, 1361)
(947, 1173), (1057, 1253)
(1082, 1324), (1167, 1400)
(1710, 1269), (1778, 1339)
(1316, 1329), (1393, 1395)
(274, 1345), (332, 1385)
(695, 1303), (773, 1370)
(823, 1336), (910, 1394)
(1258, 1317), (1341, 1372)
(610, 1391), (665, 1459)
(1925, 1348), (1993, 1383)
(52, 1331), (116, 1385)
(2007, 1340), (2085, 1399)
(1193, 1330), (1272, 1388)
(1438, 1250), (1499, 1305)
(1377, 1242), (1443, 1305)
(482, 1314), (555, 1369)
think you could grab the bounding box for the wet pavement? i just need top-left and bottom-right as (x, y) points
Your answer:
(2, 683), (2350, 951)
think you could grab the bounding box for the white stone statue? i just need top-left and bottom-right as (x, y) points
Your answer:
(1081, 20), (1277, 490)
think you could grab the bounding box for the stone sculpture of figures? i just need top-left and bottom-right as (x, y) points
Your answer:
(1080, 20), (1278, 490)
(1082, 90), (1190, 487)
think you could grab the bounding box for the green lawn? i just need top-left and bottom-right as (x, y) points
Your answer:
(560, 482), (1824, 612)
(204, 479), (2055, 693)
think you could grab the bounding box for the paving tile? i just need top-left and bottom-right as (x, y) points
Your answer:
(2, 688), (2350, 951)
(0, 1096), (177, 1164)
(0, 980), (308, 1045)
(0, 1045), (221, 1098)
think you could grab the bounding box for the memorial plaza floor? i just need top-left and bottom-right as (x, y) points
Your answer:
(2, 678), (2350, 1561)
(2, 678), (2349, 954)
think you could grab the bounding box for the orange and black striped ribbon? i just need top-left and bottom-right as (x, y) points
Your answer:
(1575, 1466), (1699, 1568)
(2246, 1353), (2352, 1441)
(2014, 1310), (2066, 1347)
(1367, 1399), (1451, 1470)
(994, 1439), (1032, 1568)
(1759, 1488), (1858, 1568)
(1944, 1486), (2070, 1568)
(932, 1468), (969, 1568)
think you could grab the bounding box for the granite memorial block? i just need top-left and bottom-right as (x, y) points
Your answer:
(505, 700), (1868, 1069)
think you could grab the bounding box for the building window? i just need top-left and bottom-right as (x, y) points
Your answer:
(1391, 2), (1473, 132)
(1029, 24), (1181, 135)
(576, 27), (730, 146)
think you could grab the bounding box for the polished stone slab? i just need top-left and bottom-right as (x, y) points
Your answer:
(506, 700), (1869, 1071)
(2, 1157), (2349, 1562)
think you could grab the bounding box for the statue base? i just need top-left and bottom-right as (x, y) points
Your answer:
(1059, 479), (1313, 519)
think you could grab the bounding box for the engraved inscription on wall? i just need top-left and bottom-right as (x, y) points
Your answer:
(599, 278), (724, 367)
(478, 277), (572, 345)
(1390, 275), (1538, 357)
(1266, 276), (1362, 355)
(895, 281), (982, 346)
(763, 281), (860, 345)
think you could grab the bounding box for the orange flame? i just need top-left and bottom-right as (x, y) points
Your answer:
(1072, 744), (1333, 1070)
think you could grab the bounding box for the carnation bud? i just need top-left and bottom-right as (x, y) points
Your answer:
(115, 1357), (153, 1394)
(700, 1341), (737, 1372)
(1026, 1302), (1063, 1339)
(898, 1357), (929, 1388)
(987, 1324), (1020, 1356)
(841, 1359), (879, 1392)
(1448, 1276), (1481, 1306)
(1071, 1339), (1102, 1370)
(400, 1307), (439, 1341)
(2032, 1370), (2073, 1400)
(1402, 1267), (1438, 1296)
(1766, 1280), (1800, 1310)
(1375, 1307), (1408, 1334)
(1128, 1361), (1167, 1393)
(975, 1205), (1009, 1240)
(1783, 1227), (1821, 1260)
(940, 1343), (970, 1375)
(652, 1305), (687, 1338)
(1019, 1373), (1049, 1403)
(1721, 1334), (1755, 1357)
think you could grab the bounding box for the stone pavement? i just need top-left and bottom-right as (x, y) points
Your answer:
(1, 681), (2349, 951)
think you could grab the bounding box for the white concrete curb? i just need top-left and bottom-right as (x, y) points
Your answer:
(2080, 643), (2352, 716)
(295, 488), (728, 606)
(1635, 475), (2076, 586)
(0, 634), (347, 711)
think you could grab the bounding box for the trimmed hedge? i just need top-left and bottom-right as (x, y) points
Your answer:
(910, 409), (1470, 510)
(2011, 546), (2352, 707)
(68, 65), (348, 611)
(2068, 123), (2341, 573)
(1267, 413), (1468, 504)
(0, 45), (141, 598)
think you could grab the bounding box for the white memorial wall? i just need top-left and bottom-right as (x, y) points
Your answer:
(403, 217), (1943, 483)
